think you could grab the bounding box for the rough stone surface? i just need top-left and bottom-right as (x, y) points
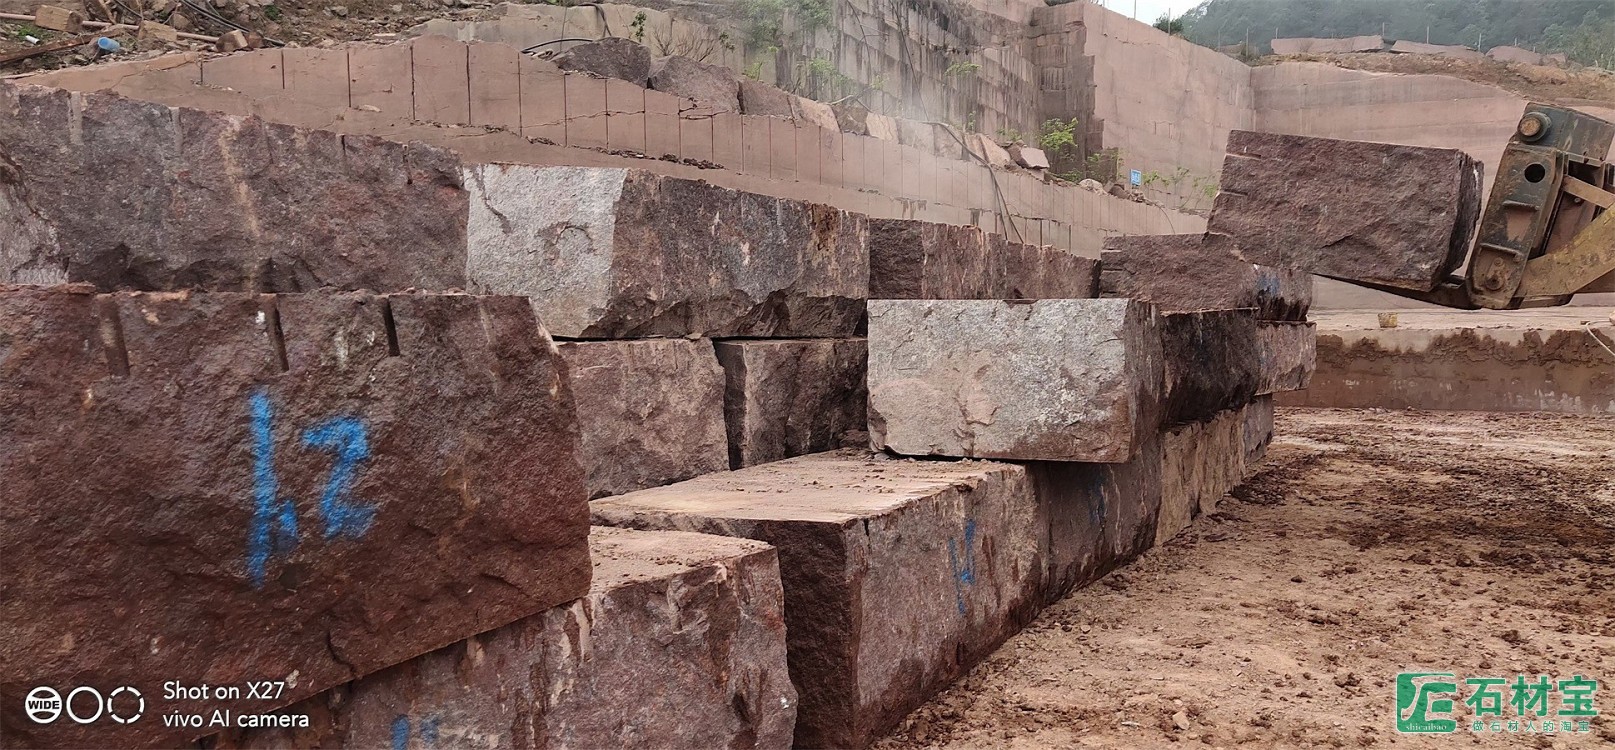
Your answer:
(867, 299), (1162, 463)
(1269, 35), (1383, 54)
(1253, 263), (1314, 322)
(1389, 40), (1484, 61)
(464, 165), (868, 338)
(1159, 309), (1260, 425)
(551, 37), (653, 86)
(1242, 395), (1275, 469)
(714, 338), (867, 469)
(738, 78), (794, 117)
(1100, 233), (1258, 312)
(1156, 407), (1246, 545)
(1029, 435), (1163, 603)
(590, 451), (1044, 750)
(970, 133), (1015, 168)
(792, 96), (839, 131)
(832, 103), (869, 135)
(864, 112), (900, 141)
(1208, 130), (1483, 292)
(1257, 321), (1318, 394)
(1009, 144), (1050, 169)
(870, 219), (1098, 300)
(557, 339), (729, 498)
(648, 54), (739, 112)
(0, 85), (469, 293)
(212, 527), (796, 750)
(0, 287), (590, 749)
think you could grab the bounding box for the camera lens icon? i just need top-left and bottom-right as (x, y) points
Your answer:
(23, 685), (142, 725)
(25, 687), (62, 724)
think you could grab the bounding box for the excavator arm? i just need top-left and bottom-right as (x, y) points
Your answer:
(1459, 104), (1614, 309)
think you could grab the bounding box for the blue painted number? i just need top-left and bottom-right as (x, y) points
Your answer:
(246, 388), (376, 588)
(948, 519), (978, 615)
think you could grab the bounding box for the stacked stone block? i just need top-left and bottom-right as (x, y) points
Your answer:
(0, 287), (591, 748)
(215, 527), (797, 749)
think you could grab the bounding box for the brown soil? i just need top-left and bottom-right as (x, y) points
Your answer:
(1262, 52), (1615, 108)
(877, 408), (1615, 749)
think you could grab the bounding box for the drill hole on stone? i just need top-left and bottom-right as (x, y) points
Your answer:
(1524, 163), (1547, 183)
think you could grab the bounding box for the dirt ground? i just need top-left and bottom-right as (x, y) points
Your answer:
(877, 408), (1615, 749)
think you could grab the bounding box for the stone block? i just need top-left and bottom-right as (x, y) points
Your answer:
(33, 5), (82, 32)
(1158, 309), (1260, 426)
(715, 338), (867, 469)
(970, 133), (1015, 168)
(1209, 130), (1483, 292)
(1100, 233), (1258, 312)
(1156, 408), (1245, 545)
(1029, 436), (1162, 603)
(590, 451), (1043, 749)
(557, 339), (729, 498)
(464, 165), (868, 338)
(1009, 144), (1050, 169)
(648, 54), (738, 113)
(1257, 321), (1317, 394)
(552, 37), (652, 85)
(0, 287), (590, 749)
(1389, 39), (1484, 61)
(738, 78), (793, 117)
(1254, 263), (1313, 321)
(864, 112), (899, 141)
(211, 527), (796, 750)
(832, 104), (868, 135)
(1242, 395), (1275, 470)
(870, 219), (1098, 300)
(792, 96), (839, 131)
(0, 86), (470, 293)
(867, 299), (1162, 463)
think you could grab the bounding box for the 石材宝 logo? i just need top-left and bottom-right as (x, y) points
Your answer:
(1395, 672), (1598, 734)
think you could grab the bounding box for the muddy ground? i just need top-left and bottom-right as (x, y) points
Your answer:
(878, 408), (1615, 749)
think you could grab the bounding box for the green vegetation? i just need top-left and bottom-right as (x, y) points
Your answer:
(1153, 13), (1185, 36)
(630, 11), (647, 44)
(944, 60), (981, 78)
(1180, 0), (1615, 68)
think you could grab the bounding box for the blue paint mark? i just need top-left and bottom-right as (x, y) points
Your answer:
(418, 716), (440, 747)
(390, 715), (410, 750)
(1257, 272), (1281, 297)
(301, 416), (376, 540)
(248, 388), (299, 588)
(948, 519), (978, 615)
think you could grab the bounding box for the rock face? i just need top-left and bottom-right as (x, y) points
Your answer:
(1100, 234), (1259, 312)
(1029, 436), (1163, 603)
(1208, 130), (1483, 292)
(870, 219), (1099, 300)
(738, 78), (794, 117)
(714, 338), (867, 468)
(0, 287), (590, 749)
(0, 85), (470, 293)
(1242, 395), (1275, 468)
(1159, 310), (1260, 425)
(557, 339), (729, 498)
(1257, 321), (1318, 394)
(867, 299), (1162, 463)
(648, 54), (740, 112)
(464, 165), (868, 338)
(1253, 263), (1314, 321)
(1156, 407), (1247, 545)
(551, 37), (653, 85)
(590, 451), (1043, 750)
(213, 527), (797, 750)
